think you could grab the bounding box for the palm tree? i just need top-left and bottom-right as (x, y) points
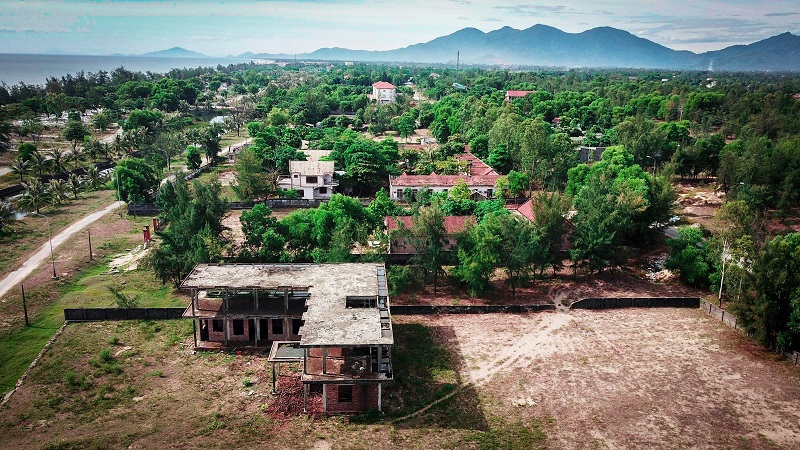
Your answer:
(17, 179), (52, 214)
(29, 150), (49, 177)
(10, 158), (30, 183)
(48, 148), (67, 173)
(0, 200), (14, 236)
(86, 166), (106, 190)
(48, 179), (70, 205)
(67, 173), (86, 200)
(69, 146), (84, 170)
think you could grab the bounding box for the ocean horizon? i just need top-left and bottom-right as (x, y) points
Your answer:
(0, 53), (257, 86)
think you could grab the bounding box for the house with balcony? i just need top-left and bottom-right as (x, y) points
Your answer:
(277, 160), (338, 200)
(181, 263), (394, 413)
(371, 81), (396, 104)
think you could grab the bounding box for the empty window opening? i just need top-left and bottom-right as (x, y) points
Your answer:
(346, 296), (377, 308)
(338, 385), (353, 403)
(318, 187), (328, 194)
(272, 318), (284, 335)
(212, 319), (223, 332)
(292, 319), (304, 335)
(232, 320), (245, 336)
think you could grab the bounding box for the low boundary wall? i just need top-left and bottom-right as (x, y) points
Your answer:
(700, 299), (800, 366)
(64, 307), (185, 322)
(570, 297), (700, 310)
(392, 304), (555, 314)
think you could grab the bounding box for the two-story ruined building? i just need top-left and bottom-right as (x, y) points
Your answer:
(181, 263), (393, 413)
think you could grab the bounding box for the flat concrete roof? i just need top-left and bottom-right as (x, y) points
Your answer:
(181, 263), (393, 347)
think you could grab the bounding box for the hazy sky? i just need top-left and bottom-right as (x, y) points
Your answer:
(1, 0), (798, 56)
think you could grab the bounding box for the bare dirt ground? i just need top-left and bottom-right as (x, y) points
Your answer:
(396, 309), (800, 449)
(394, 267), (703, 306)
(1, 309), (798, 449)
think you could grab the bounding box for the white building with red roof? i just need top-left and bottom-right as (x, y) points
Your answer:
(388, 152), (500, 201)
(372, 81), (397, 104)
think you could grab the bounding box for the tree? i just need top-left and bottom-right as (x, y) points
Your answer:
(731, 233), (800, 351)
(397, 112), (416, 141)
(29, 150), (49, 177)
(91, 111), (111, 132)
(239, 203), (285, 262)
(10, 158), (30, 183)
(85, 166), (107, 190)
(114, 158), (159, 204)
(487, 144), (512, 174)
(123, 109), (163, 133)
(666, 226), (711, 287)
(17, 142), (37, 162)
(232, 148), (276, 202)
(0, 200), (14, 236)
(48, 179), (70, 205)
(405, 203), (447, 293)
(48, 148), (67, 173)
(62, 112), (88, 156)
(16, 179), (52, 214)
(0, 109), (12, 156)
(67, 173), (86, 200)
(149, 179), (229, 285)
(186, 145), (202, 170)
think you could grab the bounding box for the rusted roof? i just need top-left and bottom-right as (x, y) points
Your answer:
(385, 215), (476, 234)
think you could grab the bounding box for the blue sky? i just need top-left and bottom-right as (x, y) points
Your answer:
(1, 0), (798, 55)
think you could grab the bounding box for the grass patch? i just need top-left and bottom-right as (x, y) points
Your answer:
(384, 323), (459, 418)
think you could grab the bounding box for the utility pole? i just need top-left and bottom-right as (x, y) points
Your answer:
(88, 229), (93, 260)
(22, 283), (29, 327)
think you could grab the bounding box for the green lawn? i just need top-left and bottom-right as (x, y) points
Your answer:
(0, 251), (185, 396)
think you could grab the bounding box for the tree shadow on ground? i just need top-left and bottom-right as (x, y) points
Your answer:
(381, 322), (489, 431)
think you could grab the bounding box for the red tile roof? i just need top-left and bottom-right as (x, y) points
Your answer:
(372, 81), (396, 89)
(385, 216), (476, 234)
(506, 90), (535, 98)
(456, 152), (498, 176)
(390, 173), (499, 187)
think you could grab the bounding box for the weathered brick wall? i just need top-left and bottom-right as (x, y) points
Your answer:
(324, 384), (379, 413)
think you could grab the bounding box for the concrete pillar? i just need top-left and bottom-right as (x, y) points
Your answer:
(254, 289), (259, 312)
(303, 348), (307, 374)
(223, 319), (228, 346)
(152, 217), (158, 232)
(377, 346), (382, 373)
(284, 289), (289, 313)
(303, 383), (308, 412)
(255, 319), (260, 347)
(322, 347), (327, 374)
(322, 384), (327, 413)
(378, 383), (382, 412)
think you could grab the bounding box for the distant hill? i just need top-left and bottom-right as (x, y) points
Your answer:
(259, 25), (798, 72)
(141, 47), (207, 58)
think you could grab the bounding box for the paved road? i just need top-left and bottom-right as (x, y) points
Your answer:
(0, 200), (123, 301)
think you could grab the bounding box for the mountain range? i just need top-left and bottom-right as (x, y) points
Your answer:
(239, 25), (800, 72)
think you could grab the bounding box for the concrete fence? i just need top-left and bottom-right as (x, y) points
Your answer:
(700, 299), (800, 366)
(391, 304), (555, 314)
(64, 307), (185, 322)
(570, 297), (700, 310)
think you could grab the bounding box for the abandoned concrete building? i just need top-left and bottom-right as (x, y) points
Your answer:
(180, 263), (393, 413)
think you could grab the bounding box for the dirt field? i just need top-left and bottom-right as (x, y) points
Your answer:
(1, 308), (798, 449)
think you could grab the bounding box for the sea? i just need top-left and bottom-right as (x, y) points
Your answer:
(0, 54), (258, 86)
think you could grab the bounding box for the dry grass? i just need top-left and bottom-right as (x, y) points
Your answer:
(2, 308), (799, 449)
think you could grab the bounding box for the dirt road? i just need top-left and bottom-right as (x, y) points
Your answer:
(0, 200), (122, 301)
